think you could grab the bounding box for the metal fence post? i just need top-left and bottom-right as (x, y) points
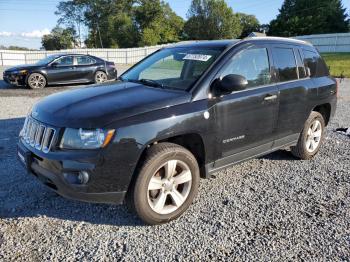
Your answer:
(24, 53), (27, 64)
(0, 52), (3, 66)
(334, 35), (338, 52)
(125, 50), (128, 65)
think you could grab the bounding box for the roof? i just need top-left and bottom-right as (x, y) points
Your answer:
(169, 39), (240, 49)
(166, 36), (312, 50)
(242, 36), (312, 46)
(248, 32), (266, 37)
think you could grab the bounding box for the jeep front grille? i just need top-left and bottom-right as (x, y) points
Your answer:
(22, 117), (57, 153)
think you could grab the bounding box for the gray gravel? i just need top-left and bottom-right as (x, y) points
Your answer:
(0, 71), (349, 260)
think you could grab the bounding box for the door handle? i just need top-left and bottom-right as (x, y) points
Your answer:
(264, 94), (277, 101)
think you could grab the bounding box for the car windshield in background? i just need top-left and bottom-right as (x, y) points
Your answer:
(35, 55), (61, 66)
(121, 47), (223, 91)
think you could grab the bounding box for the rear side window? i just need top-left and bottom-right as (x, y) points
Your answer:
(77, 56), (95, 65)
(296, 50), (307, 79)
(272, 48), (298, 82)
(221, 47), (272, 89)
(303, 50), (329, 77)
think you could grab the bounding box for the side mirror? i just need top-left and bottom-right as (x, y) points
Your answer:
(50, 62), (58, 67)
(216, 74), (248, 93)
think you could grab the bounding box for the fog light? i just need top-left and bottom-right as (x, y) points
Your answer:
(78, 171), (89, 184)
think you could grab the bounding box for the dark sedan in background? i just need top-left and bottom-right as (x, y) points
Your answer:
(3, 54), (117, 89)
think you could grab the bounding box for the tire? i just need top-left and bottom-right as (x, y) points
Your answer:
(94, 71), (108, 84)
(127, 142), (200, 225)
(27, 73), (46, 89)
(291, 111), (325, 160)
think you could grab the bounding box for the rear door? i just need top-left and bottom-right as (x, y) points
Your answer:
(271, 45), (314, 146)
(74, 56), (97, 81)
(302, 49), (336, 99)
(213, 43), (279, 167)
(46, 56), (76, 84)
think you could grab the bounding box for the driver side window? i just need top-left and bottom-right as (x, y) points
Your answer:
(222, 48), (272, 89)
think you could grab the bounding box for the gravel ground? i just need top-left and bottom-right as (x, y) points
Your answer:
(0, 70), (349, 260)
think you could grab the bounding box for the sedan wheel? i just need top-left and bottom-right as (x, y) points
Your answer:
(27, 73), (46, 89)
(94, 71), (107, 84)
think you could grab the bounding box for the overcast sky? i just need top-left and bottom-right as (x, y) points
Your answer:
(0, 0), (349, 49)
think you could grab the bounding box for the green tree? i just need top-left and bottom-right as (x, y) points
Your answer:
(55, 0), (86, 47)
(269, 0), (350, 36)
(82, 0), (123, 48)
(56, 0), (183, 48)
(183, 0), (242, 40)
(41, 26), (76, 50)
(237, 13), (260, 38)
(134, 0), (184, 46)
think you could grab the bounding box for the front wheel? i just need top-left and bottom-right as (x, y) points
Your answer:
(127, 143), (200, 225)
(94, 71), (108, 84)
(27, 73), (46, 89)
(291, 111), (325, 160)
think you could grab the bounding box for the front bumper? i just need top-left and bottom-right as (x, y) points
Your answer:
(3, 72), (27, 86)
(17, 139), (127, 204)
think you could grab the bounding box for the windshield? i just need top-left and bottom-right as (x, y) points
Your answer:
(120, 47), (223, 91)
(35, 55), (61, 65)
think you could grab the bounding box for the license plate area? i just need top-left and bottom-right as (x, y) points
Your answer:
(17, 145), (32, 172)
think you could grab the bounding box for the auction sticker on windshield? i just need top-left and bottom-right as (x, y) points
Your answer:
(183, 54), (212, 62)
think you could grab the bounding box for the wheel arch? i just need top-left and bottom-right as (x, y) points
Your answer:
(129, 132), (207, 193)
(313, 103), (331, 126)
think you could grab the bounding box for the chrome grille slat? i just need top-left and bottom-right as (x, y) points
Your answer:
(21, 116), (57, 153)
(34, 125), (46, 150)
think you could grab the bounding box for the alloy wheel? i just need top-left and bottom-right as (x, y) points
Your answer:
(305, 119), (322, 153)
(28, 73), (46, 89)
(95, 71), (107, 83)
(147, 160), (192, 215)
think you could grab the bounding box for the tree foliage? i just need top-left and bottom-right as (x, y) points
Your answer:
(53, 0), (184, 48)
(183, 0), (242, 40)
(236, 13), (260, 38)
(134, 0), (184, 46)
(51, 0), (267, 48)
(41, 26), (76, 50)
(269, 0), (350, 36)
(55, 0), (85, 47)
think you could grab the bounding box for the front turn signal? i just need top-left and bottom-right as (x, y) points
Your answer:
(102, 130), (116, 148)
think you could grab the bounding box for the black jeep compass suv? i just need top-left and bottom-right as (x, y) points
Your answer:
(17, 37), (337, 224)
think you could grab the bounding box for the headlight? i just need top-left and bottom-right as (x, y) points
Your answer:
(60, 128), (115, 149)
(13, 70), (28, 75)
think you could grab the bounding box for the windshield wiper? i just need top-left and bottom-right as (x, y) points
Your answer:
(122, 78), (166, 89)
(139, 78), (164, 89)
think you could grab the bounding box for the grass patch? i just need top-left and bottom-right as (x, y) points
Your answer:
(321, 53), (350, 78)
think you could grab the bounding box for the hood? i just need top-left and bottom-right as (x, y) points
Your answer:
(5, 64), (41, 72)
(31, 81), (191, 128)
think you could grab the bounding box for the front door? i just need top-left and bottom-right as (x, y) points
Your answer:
(46, 55), (76, 84)
(213, 45), (279, 168)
